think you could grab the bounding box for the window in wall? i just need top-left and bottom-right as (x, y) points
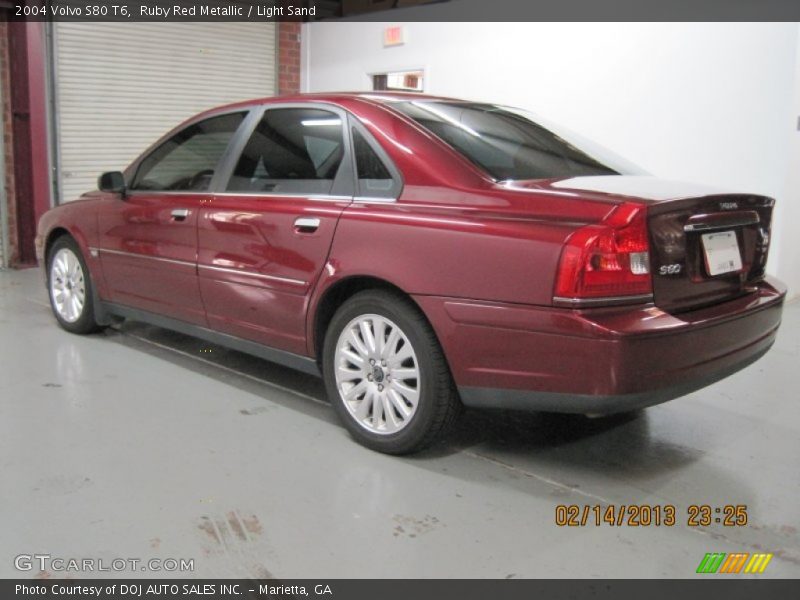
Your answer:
(131, 112), (246, 192)
(372, 70), (424, 92)
(226, 108), (345, 195)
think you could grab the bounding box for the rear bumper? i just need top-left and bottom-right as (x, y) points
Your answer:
(413, 277), (786, 414)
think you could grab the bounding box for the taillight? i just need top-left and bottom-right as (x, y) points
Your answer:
(554, 203), (652, 306)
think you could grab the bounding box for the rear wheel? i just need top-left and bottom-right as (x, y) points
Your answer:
(322, 290), (460, 454)
(47, 236), (102, 334)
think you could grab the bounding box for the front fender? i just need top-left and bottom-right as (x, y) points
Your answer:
(36, 196), (108, 298)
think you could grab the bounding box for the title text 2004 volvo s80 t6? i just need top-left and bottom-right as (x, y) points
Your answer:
(36, 93), (786, 454)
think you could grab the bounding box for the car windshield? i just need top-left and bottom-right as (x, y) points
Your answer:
(391, 100), (645, 181)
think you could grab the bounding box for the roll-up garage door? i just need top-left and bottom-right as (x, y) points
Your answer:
(54, 22), (277, 202)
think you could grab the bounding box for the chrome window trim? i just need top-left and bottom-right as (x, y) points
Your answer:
(124, 190), (212, 198)
(198, 264), (307, 287)
(352, 196), (400, 204)
(212, 192), (352, 202)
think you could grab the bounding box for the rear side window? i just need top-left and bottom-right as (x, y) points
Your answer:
(392, 101), (620, 181)
(352, 128), (398, 198)
(131, 112), (245, 192)
(226, 108), (345, 195)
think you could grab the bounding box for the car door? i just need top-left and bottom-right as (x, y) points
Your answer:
(96, 111), (248, 325)
(197, 105), (355, 356)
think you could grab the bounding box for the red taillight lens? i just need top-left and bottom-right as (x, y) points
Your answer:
(554, 203), (652, 304)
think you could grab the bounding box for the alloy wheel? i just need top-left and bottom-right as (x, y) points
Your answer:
(334, 314), (421, 435)
(50, 247), (86, 323)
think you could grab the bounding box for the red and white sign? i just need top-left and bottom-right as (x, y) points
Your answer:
(384, 26), (406, 47)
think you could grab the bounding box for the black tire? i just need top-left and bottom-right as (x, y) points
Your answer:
(46, 236), (102, 334)
(322, 289), (461, 454)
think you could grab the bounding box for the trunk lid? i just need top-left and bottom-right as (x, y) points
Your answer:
(531, 176), (774, 313)
(647, 194), (772, 313)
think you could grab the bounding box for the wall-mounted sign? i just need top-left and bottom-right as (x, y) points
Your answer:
(384, 26), (406, 47)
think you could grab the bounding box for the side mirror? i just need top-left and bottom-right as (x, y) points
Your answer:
(98, 171), (127, 198)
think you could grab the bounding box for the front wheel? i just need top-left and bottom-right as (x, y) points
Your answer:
(322, 290), (460, 454)
(47, 236), (102, 334)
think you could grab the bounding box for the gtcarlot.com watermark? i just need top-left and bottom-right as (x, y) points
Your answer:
(15, 554), (195, 573)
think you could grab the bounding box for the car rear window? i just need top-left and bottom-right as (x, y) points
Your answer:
(391, 101), (624, 181)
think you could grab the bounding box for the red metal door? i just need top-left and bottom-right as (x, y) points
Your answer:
(93, 109), (247, 325)
(96, 193), (207, 325)
(197, 195), (348, 356)
(195, 105), (353, 355)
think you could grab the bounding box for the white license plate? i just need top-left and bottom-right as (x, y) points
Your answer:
(701, 230), (743, 276)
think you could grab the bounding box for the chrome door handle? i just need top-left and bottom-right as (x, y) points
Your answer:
(294, 217), (320, 233)
(171, 208), (190, 221)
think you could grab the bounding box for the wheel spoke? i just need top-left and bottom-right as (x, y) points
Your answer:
(359, 320), (376, 355)
(390, 380), (419, 407)
(388, 343), (414, 369)
(340, 348), (364, 367)
(373, 317), (386, 357)
(355, 389), (374, 420)
(391, 367), (418, 381)
(67, 295), (77, 320)
(371, 389), (384, 428)
(388, 389), (412, 418)
(57, 253), (69, 276)
(380, 327), (400, 360)
(381, 395), (400, 432)
(346, 328), (369, 358)
(67, 254), (78, 278)
(337, 365), (362, 382)
(344, 380), (367, 402)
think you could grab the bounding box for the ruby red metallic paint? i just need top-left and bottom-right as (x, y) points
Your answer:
(35, 93), (786, 414)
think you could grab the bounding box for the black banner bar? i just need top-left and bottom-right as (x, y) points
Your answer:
(3, 579), (800, 600)
(4, 0), (800, 22)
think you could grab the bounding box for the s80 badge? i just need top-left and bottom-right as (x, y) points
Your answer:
(659, 264), (682, 275)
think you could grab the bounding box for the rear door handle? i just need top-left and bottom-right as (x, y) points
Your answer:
(171, 208), (190, 221)
(294, 217), (320, 233)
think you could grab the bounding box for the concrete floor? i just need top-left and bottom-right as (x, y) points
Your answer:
(1, 267), (799, 579)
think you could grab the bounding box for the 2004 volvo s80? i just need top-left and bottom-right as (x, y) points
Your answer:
(36, 93), (786, 454)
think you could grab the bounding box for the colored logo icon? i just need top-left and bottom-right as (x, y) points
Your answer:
(696, 552), (773, 574)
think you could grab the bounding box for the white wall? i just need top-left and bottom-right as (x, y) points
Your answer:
(302, 21), (800, 298)
(0, 65), (7, 268)
(776, 24), (800, 300)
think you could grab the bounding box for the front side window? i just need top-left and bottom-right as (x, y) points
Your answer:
(392, 101), (627, 181)
(131, 112), (245, 192)
(226, 108), (345, 195)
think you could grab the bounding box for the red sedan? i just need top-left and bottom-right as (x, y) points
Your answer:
(36, 93), (786, 454)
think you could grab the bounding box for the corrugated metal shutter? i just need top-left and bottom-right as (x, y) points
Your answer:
(54, 22), (276, 202)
